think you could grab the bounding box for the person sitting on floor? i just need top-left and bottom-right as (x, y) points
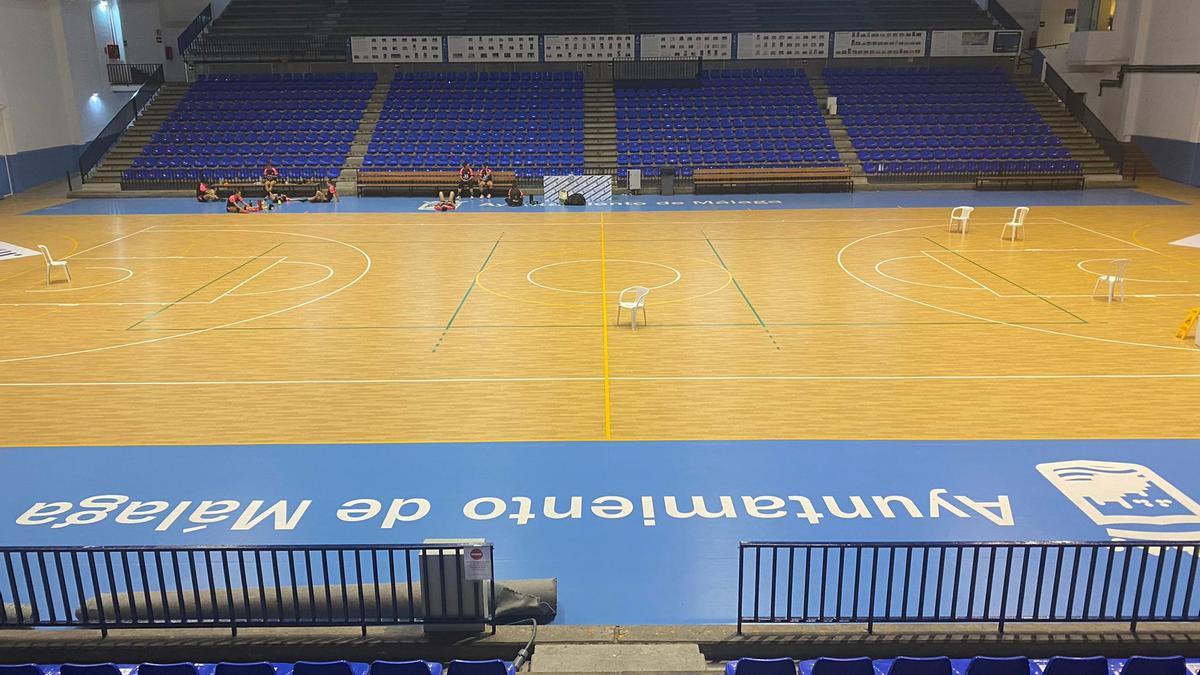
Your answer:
(196, 179), (219, 202)
(226, 189), (263, 213)
(478, 164), (495, 198)
(324, 179), (339, 203)
(505, 184), (524, 207)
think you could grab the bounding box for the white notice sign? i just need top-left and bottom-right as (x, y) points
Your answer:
(463, 545), (492, 580)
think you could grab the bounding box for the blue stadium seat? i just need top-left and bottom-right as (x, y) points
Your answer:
(1042, 657), (1109, 675)
(293, 663), (367, 675)
(726, 658), (797, 675)
(804, 658), (875, 675)
(138, 665), (201, 675)
(1119, 657), (1187, 675)
(62, 666), (122, 675)
(0, 666), (42, 675)
(446, 662), (513, 675)
(215, 664), (280, 675)
(964, 659), (1031, 675)
(885, 657), (953, 675)
(369, 662), (443, 675)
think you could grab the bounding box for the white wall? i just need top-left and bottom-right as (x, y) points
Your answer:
(1038, 0), (1079, 47)
(117, 0), (226, 81)
(1124, 0), (1200, 144)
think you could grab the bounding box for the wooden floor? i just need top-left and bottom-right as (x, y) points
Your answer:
(2, 180), (1199, 446)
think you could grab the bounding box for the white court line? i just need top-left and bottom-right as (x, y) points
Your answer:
(919, 251), (1001, 296)
(63, 226), (157, 259)
(873, 256), (982, 292)
(69, 256), (275, 260)
(0, 228), (371, 365)
(836, 223), (1198, 352)
(229, 261), (336, 297)
(1051, 217), (1155, 252)
(948, 248), (1143, 253)
(213, 256), (289, 302)
(2, 372), (1200, 387)
(25, 267), (134, 293)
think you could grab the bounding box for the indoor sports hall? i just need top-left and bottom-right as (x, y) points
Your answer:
(0, 0), (1198, 671)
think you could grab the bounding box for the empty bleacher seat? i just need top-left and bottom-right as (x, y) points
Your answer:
(62, 666), (123, 675)
(616, 68), (840, 173)
(805, 658), (875, 675)
(963, 656), (1032, 675)
(1119, 657), (1187, 675)
(138, 665), (202, 675)
(726, 658), (799, 675)
(825, 68), (1079, 179)
(369, 662), (443, 675)
(293, 663), (367, 675)
(215, 664), (280, 675)
(1042, 657), (1109, 675)
(884, 657), (953, 675)
(0, 667), (42, 675)
(446, 661), (514, 675)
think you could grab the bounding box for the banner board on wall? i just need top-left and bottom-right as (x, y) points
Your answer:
(736, 32), (829, 59)
(833, 31), (927, 58)
(349, 36), (443, 62)
(545, 34), (634, 61)
(640, 33), (732, 59)
(447, 35), (539, 62)
(930, 30), (1024, 56)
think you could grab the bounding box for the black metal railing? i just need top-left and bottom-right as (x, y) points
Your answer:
(986, 0), (1024, 30)
(106, 63), (164, 86)
(1099, 64), (1200, 96)
(613, 57), (702, 86)
(78, 65), (164, 183)
(177, 4), (213, 58)
(1042, 59), (1125, 171)
(0, 543), (496, 636)
(738, 541), (1200, 633)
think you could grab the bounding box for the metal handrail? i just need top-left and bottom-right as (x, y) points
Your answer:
(0, 543), (497, 637)
(78, 65), (165, 183)
(737, 540), (1200, 634)
(1041, 57), (1125, 171)
(178, 4), (213, 59)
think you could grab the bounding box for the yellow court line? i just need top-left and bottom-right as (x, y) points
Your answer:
(600, 213), (612, 441)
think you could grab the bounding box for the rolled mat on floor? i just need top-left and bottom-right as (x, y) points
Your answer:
(75, 579), (556, 624)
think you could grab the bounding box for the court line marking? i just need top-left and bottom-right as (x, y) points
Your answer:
(4, 372), (1200, 387)
(0, 228), (372, 365)
(1075, 258), (1188, 284)
(1051, 217), (1155, 252)
(25, 267), (134, 293)
(837, 224), (1196, 352)
(434, 233), (504, 352)
(947, 247), (1144, 253)
(919, 252), (1001, 295)
(702, 232), (781, 350)
(526, 259), (681, 295)
(63, 226), (158, 259)
(600, 214), (613, 441)
(128, 242), (285, 329)
(872, 256), (982, 291)
(215, 257), (290, 301)
(227, 261), (336, 297)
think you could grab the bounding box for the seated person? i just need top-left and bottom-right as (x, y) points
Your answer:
(478, 164), (495, 198)
(196, 179), (219, 202)
(458, 162), (476, 198)
(435, 190), (458, 211)
(505, 185), (524, 207)
(324, 179), (339, 203)
(226, 190), (263, 213)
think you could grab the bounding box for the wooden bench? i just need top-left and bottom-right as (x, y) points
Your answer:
(357, 170), (517, 196)
(975, 174), (1085, 191)
(693, 167), (854, 194)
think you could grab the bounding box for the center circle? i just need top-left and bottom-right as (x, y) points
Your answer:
(526, 259), (682, 295)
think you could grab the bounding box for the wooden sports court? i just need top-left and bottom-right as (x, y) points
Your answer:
(2, 179), (1199, 448)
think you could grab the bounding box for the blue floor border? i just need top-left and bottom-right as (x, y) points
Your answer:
(3, 438), (1198, 624)
(27, 188), (1184, 216)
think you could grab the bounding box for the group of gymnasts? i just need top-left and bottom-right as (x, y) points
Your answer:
(195, 164), (339, 213)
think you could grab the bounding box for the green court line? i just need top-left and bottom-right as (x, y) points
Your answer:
(923, 238), (1089, 324)
(434, 234), (504, 351)
(127, 242), (283, 331)
(703, 233), (767, 329)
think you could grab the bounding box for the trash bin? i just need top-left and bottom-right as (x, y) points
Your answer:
(660, 166), (675, 196)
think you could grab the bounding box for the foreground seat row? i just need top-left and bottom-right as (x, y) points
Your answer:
(726, 656), (1194, 675)
(1, 660), (514, 675)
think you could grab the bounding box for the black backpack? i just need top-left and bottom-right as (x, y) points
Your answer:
(565, 193), (586, 206)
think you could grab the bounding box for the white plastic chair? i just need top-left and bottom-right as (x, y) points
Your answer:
(1001, 206), (1029, 240)
(615, 286), (649, 330)
(1092, 258), (1130, 302)
(948, 206), (974, 233)
(37, 245), (71, 285)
